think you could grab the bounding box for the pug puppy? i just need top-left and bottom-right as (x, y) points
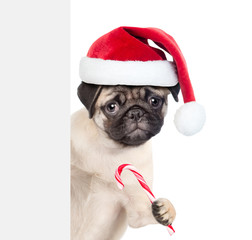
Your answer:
(71, 82), (179, 240)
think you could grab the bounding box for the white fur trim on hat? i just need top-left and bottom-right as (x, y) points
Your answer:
(79, 57), (178, 87)
(174, 101), (206, 136)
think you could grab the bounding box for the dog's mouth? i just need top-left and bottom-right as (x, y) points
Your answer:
(116, 126), (154, 146)
(126, 127), (150, 137)
(106, 113), (164, 146)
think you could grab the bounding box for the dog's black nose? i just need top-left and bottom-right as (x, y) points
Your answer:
(127, 108), (144, 121)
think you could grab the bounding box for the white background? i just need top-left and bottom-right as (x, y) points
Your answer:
(71, 0), (252, 240)
(0, 0), (251, 240)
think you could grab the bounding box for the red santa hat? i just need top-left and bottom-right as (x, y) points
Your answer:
(79, 26), (206, 136)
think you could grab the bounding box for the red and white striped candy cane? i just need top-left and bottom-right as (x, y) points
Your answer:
(115, 164), (175, 236)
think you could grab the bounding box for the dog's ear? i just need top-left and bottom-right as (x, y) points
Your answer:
(167, 83), (180, 102)
(77, 82), (103, 118)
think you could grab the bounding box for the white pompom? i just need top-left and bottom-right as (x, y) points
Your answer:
(174, 101), (206, 136)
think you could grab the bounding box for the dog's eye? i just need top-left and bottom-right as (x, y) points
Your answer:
(149, 97), (162, 108)
(106, 102), (119, 114)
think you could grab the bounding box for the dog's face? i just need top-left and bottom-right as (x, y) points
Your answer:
(93, 86), (169, 146)
(78, 82), (180, 146)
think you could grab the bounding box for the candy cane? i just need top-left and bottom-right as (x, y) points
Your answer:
(115, 164), (175, 236)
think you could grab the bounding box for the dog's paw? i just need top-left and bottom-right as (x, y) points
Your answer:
(152, 198), (176, 226)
